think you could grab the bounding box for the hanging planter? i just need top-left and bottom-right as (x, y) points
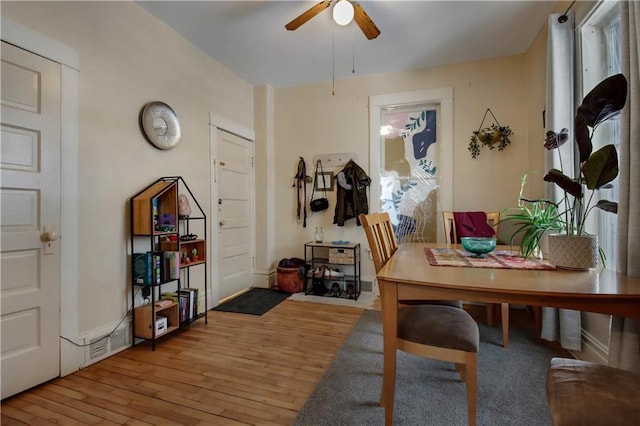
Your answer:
(469, 108), (513, 159)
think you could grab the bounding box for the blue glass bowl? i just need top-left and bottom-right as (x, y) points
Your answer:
(461, 237), (496, 257)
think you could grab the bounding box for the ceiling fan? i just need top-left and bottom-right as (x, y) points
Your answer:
(285, 0), (381, 40)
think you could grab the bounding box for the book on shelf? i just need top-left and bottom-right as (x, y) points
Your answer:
(178, 292), (190, 323)
(133, 252), (152, 285)
(184, 287), (202, 315)
(187, 287), (201, 316)
(134, 251), (180, 285)
(164, 251), (180, 280)
(154, 253), (161, 284)
(161, 292), (178, 302)
(178, 288), (198, 319)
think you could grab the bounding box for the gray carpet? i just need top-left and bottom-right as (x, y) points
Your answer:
(294, 310), (554, 425)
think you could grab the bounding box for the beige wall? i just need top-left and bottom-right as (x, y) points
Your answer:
(524, 18), (549, 200)
(6, 0), (599, 367)
(274, 53), (548, 279)
(2, 2), (253, 337)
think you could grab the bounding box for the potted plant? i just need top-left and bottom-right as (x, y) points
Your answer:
(469, 123), (513, 159)
(500, 172), (564, 259)
(543, 73), (628, 269)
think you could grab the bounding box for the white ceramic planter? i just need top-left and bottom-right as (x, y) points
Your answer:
(539, 231), (552, 260)
(548, 234), (599, 270)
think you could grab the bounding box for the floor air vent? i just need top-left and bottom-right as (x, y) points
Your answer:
(88, 337), (108, 360)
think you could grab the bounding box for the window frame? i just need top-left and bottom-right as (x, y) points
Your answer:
(574, 0), (622, 269)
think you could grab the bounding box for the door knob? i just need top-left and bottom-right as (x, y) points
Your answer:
(40, 229), (59, 242)
(219, 220), (225, 227)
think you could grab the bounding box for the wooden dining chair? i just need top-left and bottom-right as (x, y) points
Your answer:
(443, 211), (510, 348)
(359, 212), (479, 426)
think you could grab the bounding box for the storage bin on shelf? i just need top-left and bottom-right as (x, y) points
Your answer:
(329, 248), (360, 264)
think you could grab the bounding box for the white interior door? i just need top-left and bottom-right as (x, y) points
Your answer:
(1, 41), (62, 399)
(217, 130), (254, 301)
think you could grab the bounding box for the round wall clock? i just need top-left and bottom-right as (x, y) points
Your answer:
(140, 101), (181, 150)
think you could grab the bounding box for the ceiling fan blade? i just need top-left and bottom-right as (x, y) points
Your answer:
(353, 3), (380, 40)
(285, 1), (332, 31)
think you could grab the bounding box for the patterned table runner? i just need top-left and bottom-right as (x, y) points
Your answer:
(424, 248), (555, 270)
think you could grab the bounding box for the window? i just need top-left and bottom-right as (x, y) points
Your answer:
(576, 2), (621, 268)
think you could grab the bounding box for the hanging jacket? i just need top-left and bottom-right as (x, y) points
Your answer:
(333, 160), (371, 226)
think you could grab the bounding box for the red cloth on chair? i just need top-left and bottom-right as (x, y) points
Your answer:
(453, 212), (495, 243)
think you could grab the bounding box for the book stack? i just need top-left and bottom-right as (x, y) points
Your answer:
(178, 288), (199, 322)
(161, 288), (198, 323)
(133, 251), (180, 285)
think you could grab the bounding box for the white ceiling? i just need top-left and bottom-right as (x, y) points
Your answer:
(137, 1), (559, 88)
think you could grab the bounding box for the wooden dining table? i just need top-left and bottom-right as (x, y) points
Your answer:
(376, 242), (640, 426)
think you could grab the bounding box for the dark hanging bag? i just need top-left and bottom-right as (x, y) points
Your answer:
(310, 160), (329, 212)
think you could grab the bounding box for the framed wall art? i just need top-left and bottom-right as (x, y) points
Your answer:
(315, 171), (334, 191)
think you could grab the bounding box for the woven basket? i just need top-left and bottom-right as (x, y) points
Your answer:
(277, 267), (304, 293)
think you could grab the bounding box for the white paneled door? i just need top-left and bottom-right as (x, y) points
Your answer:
(216, 130), (254, 301)
(1, 41), (62, 399)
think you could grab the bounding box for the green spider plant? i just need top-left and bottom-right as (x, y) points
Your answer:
(500, 172), (564, 259)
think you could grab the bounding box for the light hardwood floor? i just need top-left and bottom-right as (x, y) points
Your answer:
(1, 296), (562, 425)
(1, 299), (364, 425)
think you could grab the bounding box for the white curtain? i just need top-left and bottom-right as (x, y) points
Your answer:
(542, 11), (582, 351)
(610, 0), (640, 372)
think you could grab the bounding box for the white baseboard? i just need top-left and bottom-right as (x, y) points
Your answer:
(253, 268), (275, 288)
(61, 318), (132, 374)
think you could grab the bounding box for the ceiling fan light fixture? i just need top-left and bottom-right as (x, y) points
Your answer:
(333, 0), (354, 26)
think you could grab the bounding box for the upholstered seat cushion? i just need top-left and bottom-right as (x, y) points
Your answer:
(546, 357), (640, 426)
(397, 305), (479, 353)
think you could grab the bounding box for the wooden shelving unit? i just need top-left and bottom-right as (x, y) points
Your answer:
(133, 302), (179, 339)
(129, 176), (208, 350)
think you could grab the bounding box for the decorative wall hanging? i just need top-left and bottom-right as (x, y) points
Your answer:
(140, 101), (181, 150)
(380, 107), (439, 242)
(468, 108), (513, 159)
(293, 157), (313, 227)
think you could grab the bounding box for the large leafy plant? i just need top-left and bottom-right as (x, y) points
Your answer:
(543, 73), (628, 236)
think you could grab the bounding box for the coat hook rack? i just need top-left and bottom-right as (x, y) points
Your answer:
(313, 152), (358, 169)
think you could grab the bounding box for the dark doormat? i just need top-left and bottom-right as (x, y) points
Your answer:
(212, 288), (290, 315)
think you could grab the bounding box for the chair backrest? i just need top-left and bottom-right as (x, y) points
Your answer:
(443, 211), (456, 244)
(486, 212), (500, 236)
(359, 212), (398, 273)
(442, 211), (500, 244)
